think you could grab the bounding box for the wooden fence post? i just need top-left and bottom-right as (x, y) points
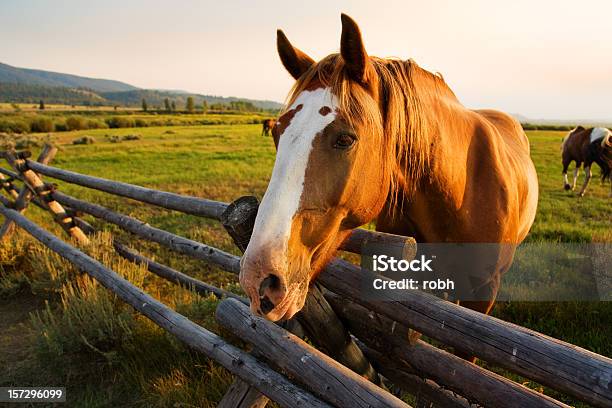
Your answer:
(2, 149), (89, 244)
(0, 145), (57, 240)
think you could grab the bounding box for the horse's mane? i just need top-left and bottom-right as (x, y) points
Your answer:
(284, 54), (458, 207)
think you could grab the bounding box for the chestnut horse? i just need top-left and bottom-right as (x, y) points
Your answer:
(240, 14), (538, 323)
(561, 126), (612, 196)
(261, 119), (276, 136)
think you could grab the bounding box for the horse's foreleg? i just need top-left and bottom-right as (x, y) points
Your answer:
(562, 160), (571, 190)
(578, 165), (592, 197)
(571, 167), (580, 190)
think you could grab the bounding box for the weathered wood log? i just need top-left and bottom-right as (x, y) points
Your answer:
(355, 342), (472, 408)
(216, 298), (410, 408)
(0, 167), (21, 182)
(26, 160), (228, 219)
(341, 228), (417, 261)
(326, 292), (570, 408)
(0, 145), (57, 240)
(220, 195), (259, 252)
(113, 242), (247, 304)
(318, 258), (612, 408)
(0, 204), (331, 408)
(52, 191), (241, 273)
(3, 151), (88, 244)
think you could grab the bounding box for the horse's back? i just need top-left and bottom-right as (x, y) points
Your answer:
(474, 109), (528, 152)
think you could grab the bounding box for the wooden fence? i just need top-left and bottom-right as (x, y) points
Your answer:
(0, 145), (610, 408)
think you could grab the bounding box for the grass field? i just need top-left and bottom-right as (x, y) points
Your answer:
(0, 110), (272, 135)
(0, 124), (610, 406)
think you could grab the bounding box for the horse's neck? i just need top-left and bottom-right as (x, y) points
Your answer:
(385, 93), (476, 240)
(401, 91), (468, 192)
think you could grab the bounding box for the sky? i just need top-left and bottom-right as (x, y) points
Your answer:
(1, 0), (611, 121)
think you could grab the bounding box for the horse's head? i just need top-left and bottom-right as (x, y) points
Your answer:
(240, 14), (391, 321)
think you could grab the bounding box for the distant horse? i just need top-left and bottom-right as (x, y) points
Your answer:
(561, 126), (612, 196)
(240, 14), (538, 331)
(261, 119), (276, 136)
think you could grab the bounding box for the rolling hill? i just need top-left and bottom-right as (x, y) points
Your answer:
(0, 62), (283, 111)
(0, 62), (137, 93)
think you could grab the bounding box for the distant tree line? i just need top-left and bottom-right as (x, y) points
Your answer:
(0, 82), (105, 106)
(1, 82), (282, 113)
(521, 123), (576, 131)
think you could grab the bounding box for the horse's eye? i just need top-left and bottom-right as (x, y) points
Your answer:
(333, 133), (356, 149)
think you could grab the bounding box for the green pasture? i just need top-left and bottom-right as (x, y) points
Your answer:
(0, 124), (610, 406)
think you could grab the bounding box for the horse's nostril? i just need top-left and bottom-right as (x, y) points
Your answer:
(259, 274), (281, 296)
(260, 296), (275, 314)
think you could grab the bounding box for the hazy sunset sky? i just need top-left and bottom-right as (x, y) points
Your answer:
(1, 0), (611, 120)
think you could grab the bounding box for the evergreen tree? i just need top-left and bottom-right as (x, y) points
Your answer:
(164, 98), (171, 112)
(141, 98), (148, 112)
(39, 100), (45, 110)
(186, 96), (195, 113)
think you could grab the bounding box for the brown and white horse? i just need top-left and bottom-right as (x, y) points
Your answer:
(561, 126), (612, 196)
(261, 119), (276, 136)
(240, 14), (539, 323)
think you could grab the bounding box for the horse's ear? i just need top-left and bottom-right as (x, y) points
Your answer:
(340, 13), (370, 83)
(277, 30), (315, 80)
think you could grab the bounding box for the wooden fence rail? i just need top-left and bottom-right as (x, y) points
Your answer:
(25, 159), (229, 219)
(113, 242), (248, 304)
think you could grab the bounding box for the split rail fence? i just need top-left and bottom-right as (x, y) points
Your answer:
(0, 145), (610, 408)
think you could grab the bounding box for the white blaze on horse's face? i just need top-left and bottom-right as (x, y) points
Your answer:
(240, 87), (339, 321)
